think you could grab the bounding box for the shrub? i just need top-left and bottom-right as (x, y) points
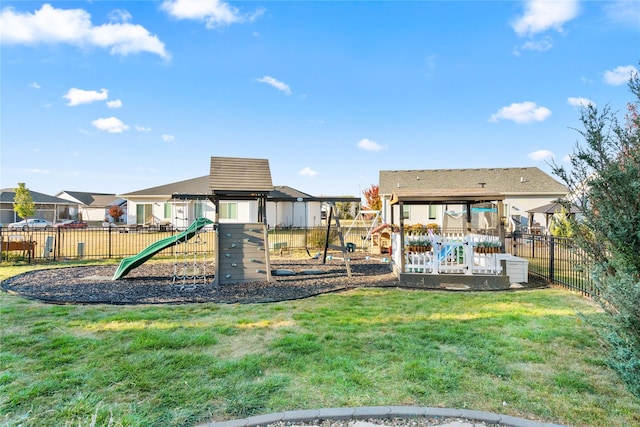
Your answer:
(551, 66), (640, 397)
(306, 228), (339, 249)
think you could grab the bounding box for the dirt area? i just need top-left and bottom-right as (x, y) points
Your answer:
(1, 255), (549, 305)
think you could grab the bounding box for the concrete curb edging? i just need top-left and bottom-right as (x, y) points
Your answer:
(196, 406), (567, 427)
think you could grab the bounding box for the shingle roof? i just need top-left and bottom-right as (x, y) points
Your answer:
(57, 191), (118, 206)
(120, 178), (313, 202)
(269, 186), (313, 201)
(0, 188), (77, 205)
(209, 156), (274, 195)
(379, 167), (566, 196)
(119, 176), (210, 198)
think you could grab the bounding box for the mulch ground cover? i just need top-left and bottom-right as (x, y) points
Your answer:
(1, 255), (549, 305)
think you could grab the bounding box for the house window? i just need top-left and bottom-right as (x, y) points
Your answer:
(219, 202), (237, 220)
(402, 205), (410, 220)
(194, 202), (204, 219)
(163, 203), (172, 219)
(429, 205), (437, 220)
(136, 204), (152, 225)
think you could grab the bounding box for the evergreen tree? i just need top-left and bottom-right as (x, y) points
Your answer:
(552, 68), (640, 397)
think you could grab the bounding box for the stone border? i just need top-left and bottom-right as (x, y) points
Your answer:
(196, 406), (567, 427)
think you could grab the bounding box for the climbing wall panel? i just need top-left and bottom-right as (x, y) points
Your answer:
(217, 223), (269, 284)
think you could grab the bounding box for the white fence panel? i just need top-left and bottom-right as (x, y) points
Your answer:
(394, 232), (504, 275)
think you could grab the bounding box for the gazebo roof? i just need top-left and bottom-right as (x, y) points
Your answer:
(526, 202), (581, 215)
(390, 188), (505, 205)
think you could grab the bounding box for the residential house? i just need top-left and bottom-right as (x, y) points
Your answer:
(55, 191), (127, 223)
(0, 188), (78, 225)
(119, 176), (330, 229)
(379, 167), (568, 233)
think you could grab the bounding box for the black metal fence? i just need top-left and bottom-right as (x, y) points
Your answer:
(506, 233), (596, 296)
(2, 226), (596, 296)
(0, 225), (373, 262)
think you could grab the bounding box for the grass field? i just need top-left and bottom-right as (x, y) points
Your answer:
(1, 262), (639, 427)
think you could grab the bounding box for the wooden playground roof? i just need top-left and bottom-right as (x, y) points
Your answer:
(390, 188), (505, 205)
(209, 156), (274, 198)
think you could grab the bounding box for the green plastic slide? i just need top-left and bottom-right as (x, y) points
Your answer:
(112, 217), (214, 280)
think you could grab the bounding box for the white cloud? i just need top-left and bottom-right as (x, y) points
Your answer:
(64, 87), (108, 106)
(511, 0), (580, 37)
(604, 1), (640, 27)
(24, 168), (50, 174)
(514, 37), (553, 55)
(603, 65), (638, 86)
(528, 149), (555, 161)
(357, 138), (385, 152)
(161, 0), (264, 29)
(256, 76), (291, 95)
(489, 101), (552, 124)
(562, 154), (572, 163)
(107, 99), (122, 108)
(108, 9), (132, 24)
(162, 134), (175, 142)
(0, 4), (169, 59)
(28, 82), (41, 89)
(299, 166), (318, 177)
(135, 125), (151, 132)
(567, 97), (595, 108)
(91, 117), (129, 133)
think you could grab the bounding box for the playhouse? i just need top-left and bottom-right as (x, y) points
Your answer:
(388, 188), (528, 289)
(370, 223), (392, 255)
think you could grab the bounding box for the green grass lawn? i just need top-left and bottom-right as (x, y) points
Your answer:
(1, 263), (639, 427)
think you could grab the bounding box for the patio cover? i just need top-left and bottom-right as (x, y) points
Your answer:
(390, 188), (505, 205)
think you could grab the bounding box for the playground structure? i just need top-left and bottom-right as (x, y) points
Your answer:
(110, 156), (362, 284)
(172, 222), (211, 287)
(112, 217), (213, 280)
(216, 223), (270, 284)
(344, 209), (382, 244)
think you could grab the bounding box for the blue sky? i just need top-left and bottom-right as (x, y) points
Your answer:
(1, 0), (638, 199)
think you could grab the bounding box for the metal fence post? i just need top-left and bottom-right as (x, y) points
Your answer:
(549, 236), (555, 283)
(108, 225), (112, 258)
(531, 235), (535, 258)
(56, 227), (61, 260)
